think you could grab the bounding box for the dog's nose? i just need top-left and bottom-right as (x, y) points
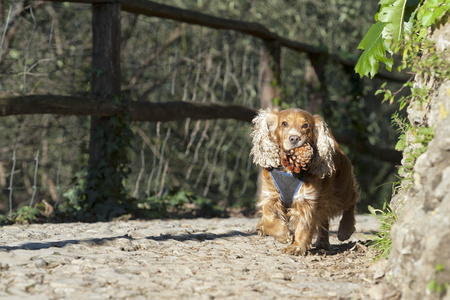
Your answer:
(289, 135), (300, 144)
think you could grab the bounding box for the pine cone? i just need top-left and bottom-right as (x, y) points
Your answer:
(281, 143), (314, 173)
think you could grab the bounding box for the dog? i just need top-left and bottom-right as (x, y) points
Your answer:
(250, 107), (359, 255)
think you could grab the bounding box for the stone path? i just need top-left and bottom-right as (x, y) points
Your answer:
(0, 215), (380, 299)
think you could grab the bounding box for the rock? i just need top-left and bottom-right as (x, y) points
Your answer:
(369, 259), (387, 280)
(387, 22), (450, 300)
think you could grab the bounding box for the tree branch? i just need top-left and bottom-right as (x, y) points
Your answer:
(45, 0), (409, 83)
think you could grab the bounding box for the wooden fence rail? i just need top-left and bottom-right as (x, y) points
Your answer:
(0, 95), (257, 123)
(46, 0), (408, 83)
(0, 1), (403, 218)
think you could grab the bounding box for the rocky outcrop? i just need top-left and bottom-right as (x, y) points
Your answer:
(388, 21), (450, 299)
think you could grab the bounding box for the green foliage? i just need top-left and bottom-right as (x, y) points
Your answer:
(359, 0), (448, 190)
(374, 1), (446, 189)
(60, 169), (88, 216)
(355, 0), (422, 77)
(0, 206), (41, 224)
(391, 112), (435, 188)
(359, 0), (448, 257)
(378, 0), (421, 44)
(367, 201), (398, 260)
(355, 21), (393, 78)
(428, 263), (449, 296)
(403, 125), (434, 168)
(428, 280), (448, 296)
(0, 0), (404, 218)
(378, 23), (449, 110)
(419, 0), (450, 27)
(355, 0), (418, 78)
(59, 100), (134, 221)
(355, 0), (450, 78)
(390, 112), (409, 152)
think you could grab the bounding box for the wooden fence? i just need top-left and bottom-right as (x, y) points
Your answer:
(0, 0), (404, 216)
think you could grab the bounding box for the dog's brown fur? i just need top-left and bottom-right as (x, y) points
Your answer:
(250, 108), (359, 255)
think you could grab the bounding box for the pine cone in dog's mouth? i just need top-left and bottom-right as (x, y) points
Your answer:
(281, 143), (314, 173)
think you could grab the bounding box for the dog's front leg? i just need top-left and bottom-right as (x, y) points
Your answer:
(283, 199), (317, 256)
(256, 200), (291, 244)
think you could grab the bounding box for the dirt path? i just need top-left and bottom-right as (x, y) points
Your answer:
(0, 215), (380, 299)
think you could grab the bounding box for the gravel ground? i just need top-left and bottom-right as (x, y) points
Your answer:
(0, 215), (381, 299)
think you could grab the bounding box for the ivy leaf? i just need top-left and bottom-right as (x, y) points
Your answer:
(355, 21), (393, 78)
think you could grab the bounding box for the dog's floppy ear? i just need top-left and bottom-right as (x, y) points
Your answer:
(310, 114), (336, 178)
(250, 108), (280, 168)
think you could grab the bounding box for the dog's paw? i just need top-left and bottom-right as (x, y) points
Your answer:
(337, 225), (355, 241)
(312, 239), (330, 251)
(256, 225), (266, 237)
(282, 244), (308, 256)
(274, 233), (291, 244)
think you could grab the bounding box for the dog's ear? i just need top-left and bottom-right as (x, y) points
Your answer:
(310, 115), (336, 178)
(250, 108), (281, 168)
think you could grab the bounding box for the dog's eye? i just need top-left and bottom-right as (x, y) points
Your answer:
(282, 121), (288, 127)
(302, 123), (309, 129)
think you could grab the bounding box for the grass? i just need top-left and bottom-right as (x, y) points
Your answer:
(367, 201), (398, 261)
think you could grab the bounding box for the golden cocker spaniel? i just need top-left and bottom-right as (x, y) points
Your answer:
(251, 108), (359, 255)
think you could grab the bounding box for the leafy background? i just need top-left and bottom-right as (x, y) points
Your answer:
(0, 0), (405, 220)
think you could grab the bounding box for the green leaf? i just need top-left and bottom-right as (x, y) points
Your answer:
(375, 89), (384, 95)
(355, 22), (393, 78)
(405, 0), (422, 7)
(399, 98), (408, 110)
(355, 0), (423, 78)
(9, 49), (20, 59)
(418, 0), (450, 27)
(421, 10), (435, 27)
(395, 135), (406, 151)
(428, 280), (439, 293)
(368, 205), (377, 216)
(378, 0), (408, 47)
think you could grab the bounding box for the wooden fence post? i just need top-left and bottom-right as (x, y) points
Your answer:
(259, 39), (281, 109)
(307, 53), (330, 119)
(256, 39), (281, 200)
(86, 1), (126, 219)
(90, 2), (121, 162)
